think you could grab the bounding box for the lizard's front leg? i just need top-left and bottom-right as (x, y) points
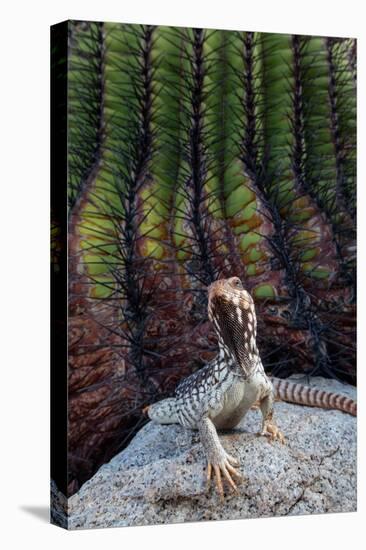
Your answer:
(198, 415), (242, 500)
(258, 390), (285, 443)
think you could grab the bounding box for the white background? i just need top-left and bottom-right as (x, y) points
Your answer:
(1, 0), (364, 548)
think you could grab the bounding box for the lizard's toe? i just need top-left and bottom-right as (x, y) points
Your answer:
(226, 453), (240, 467)
(267, 423), (285, 443)
(206, 455), (242, 500)
(259, 422), (286, 444)
(213, 464), (225, 501)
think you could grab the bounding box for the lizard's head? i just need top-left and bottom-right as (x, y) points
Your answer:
(207, 277), (258, 377)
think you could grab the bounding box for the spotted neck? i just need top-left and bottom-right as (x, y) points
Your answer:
(208, 280), (261, 379)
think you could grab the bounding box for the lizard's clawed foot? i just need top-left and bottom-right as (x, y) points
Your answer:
(206, 453), (242, 501)
(258, 422), (285, 444)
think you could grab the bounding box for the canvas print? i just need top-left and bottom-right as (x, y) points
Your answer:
(51, 20), (357, 529)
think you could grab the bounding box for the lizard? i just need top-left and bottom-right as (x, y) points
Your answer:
(144, 277), (357, 499)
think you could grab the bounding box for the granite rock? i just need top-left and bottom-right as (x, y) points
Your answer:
(68, 376), (357, 529)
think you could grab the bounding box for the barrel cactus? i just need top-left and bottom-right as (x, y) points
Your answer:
(52, 20), (356, 493)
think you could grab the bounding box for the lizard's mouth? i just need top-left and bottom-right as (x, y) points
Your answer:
(208, 280), (253, 314)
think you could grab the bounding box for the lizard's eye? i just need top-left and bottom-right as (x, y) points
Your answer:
(231, 277), (243, 289)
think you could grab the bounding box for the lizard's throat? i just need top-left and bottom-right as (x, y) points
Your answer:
(216, 322), (259, 359)
(210, 304), (259, 378)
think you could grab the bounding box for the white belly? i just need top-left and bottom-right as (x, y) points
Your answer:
(211, 370), (270, 429)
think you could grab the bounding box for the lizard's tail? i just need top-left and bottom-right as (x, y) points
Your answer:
(270, 377), (357, 416)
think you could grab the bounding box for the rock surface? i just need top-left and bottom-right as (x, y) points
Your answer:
(68, 377), (357, 529)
